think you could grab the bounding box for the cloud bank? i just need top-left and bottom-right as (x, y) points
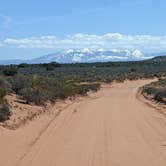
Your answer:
(1, 33), (166, 54)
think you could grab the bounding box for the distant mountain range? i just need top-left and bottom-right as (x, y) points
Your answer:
(151, 55), (166, 62)
(0, 49), (165, 65)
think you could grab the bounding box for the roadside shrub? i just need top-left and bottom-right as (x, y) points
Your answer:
(19, 88), (46, 105)
(0, 84), (10, 122)
(15, 76), (100, 105)
(0, 102), (11, 122)
(0, 88), (7, 99)
(0, 77), (11, 92)
(143, 87), (158, 95)
(143, 79), (166, 104)
(154, 90), (166, 104)
(8, 75), (31, 93)
(77, 84), (100, 94)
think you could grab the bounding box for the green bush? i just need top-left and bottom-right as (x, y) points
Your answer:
(19, 88), (46, 105)
(143, 79), (166, 104)
(0, 77), (11, 92)
(8, 75), (31, 93)
(46, 66), (54, 71)
(0, 102), (11, 122)
(11, 76), (100, 105)
(18, 63), (29, 68)
(0, 88), (7, 99)
(130, 68), (137, 72)
(3, 67), (18, 76)
(154, 90), (166, 104)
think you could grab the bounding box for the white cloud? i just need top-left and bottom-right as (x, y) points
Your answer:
(2, 33), (166, 54)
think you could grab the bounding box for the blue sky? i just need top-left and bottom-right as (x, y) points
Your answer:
(0, 0), (166, 60)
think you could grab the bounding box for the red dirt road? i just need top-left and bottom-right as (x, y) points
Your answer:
(1, 79), (166, 166)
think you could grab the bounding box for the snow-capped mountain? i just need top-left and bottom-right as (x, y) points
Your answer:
(32, 49), (151, 64)
(0, 49), (156, 65)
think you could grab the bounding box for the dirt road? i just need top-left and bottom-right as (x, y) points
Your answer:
(1, 79), (166, 166)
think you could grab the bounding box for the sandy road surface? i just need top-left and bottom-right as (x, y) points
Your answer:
(1, 79), (166, 166)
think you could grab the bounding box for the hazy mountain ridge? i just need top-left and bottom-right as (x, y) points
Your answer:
(151, 55), (166, 62)
(0, 49), (165, 65)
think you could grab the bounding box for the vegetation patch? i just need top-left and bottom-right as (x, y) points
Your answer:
(142, 79), (166, 104)
(0, 56), (165, 122)
(0, 78), (11, 122)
